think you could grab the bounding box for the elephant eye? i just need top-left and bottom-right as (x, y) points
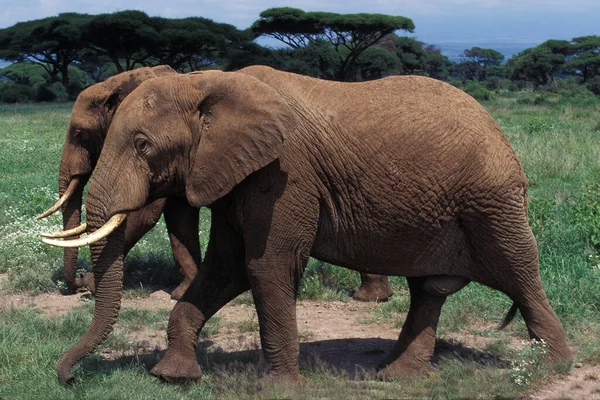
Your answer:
(134, 136), (152, 157)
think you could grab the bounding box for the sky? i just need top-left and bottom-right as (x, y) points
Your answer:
(0, 0), (598, 61)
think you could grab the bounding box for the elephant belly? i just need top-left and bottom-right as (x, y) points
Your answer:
(310, 216), (469, 277)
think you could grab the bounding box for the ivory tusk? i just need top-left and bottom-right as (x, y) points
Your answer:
(42, 213), (127, 248)
(40, 223), (87, 238)
(36, 178), (81, 220)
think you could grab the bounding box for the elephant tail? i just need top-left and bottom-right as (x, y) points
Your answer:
(497, 302), (519, 330)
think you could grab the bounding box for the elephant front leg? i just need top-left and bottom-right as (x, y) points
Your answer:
(247, 253), (307, 383)
(163, 196), (201, 300)
(151, 211), (249, 382)
(377, 277), (448, 380)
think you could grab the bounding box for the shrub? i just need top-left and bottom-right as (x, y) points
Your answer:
(34, 84), (57, 102)
(0, 82), (34, 103)
(463, 81), (493, 101)
(586, 76), (600, 96)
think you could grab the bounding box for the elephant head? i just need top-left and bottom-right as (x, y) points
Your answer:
(43, 71), (296, 384)
(37, 65), (176, 292)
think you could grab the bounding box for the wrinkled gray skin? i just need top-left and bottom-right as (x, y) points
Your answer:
(57, 67), (571, 384)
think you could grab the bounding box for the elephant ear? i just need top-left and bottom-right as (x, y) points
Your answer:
(185, 72), (295, 208)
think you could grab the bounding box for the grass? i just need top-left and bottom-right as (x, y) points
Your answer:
(1, 91), (600, 397)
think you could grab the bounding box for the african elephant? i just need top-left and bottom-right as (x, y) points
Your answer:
(37, 66), (200, 300)
(37, 65), (391, 300)
(44, 66), (571, 384)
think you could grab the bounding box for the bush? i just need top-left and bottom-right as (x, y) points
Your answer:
(586, 76), (600, 96)
(0, 82), (34, 103)
(463, 81), (493, 101)
(35, 82), (70, 102)
(34, 84), (57, 102)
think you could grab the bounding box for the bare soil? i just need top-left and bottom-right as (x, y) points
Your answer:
(1, 274), (598, 397)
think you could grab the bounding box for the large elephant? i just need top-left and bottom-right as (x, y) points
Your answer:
(38, 65), (391, 300)
(44, 67), (571, 384)
(37, 66), (199, 299)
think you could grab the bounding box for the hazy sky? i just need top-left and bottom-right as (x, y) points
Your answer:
(0, 0), (597, 54)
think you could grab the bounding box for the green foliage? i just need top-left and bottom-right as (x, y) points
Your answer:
(0, 62), (90, 102)
(0, 13), (91, 85)
(462, 81), (493, 101)
(573, 183), (600, 248)
(389, 35), (452, 79)
(459, 46), (505, 82)
(0, 82), (33, 103)
(507, 40), (571, 86)
(586, 76), (600, 95)
(565, 35), (600, 82)
(352, 46), (399, 80)
(299, 259), (359, 300)
(0, 61), (49, 86)
(251, 7), (414, 81)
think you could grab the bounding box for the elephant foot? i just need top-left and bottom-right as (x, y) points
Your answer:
(376, 357), (430, 381)
(150, 350), (202, 383)
(170, 280), (191, 301)
(353, 274), (393, 302)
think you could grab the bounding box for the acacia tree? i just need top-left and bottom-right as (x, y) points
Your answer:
(0, 13), (91, 85)
(82, 10), (163, 72)
(565, 35), (600, 82)
(251, 7), (414, 81)
(461, 47), (504, 81)
(152, 17), (246, 72)
(507, 40), (571, 86)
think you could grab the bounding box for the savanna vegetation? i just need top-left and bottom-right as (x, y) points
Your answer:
(0, 8), (599, 103)
(1, 86), (599, 398)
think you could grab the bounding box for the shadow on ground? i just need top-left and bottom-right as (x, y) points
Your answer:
(85, 336), (511, 382)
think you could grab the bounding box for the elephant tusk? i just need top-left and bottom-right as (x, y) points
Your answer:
(42, 213), (127, 248)
(40, 223), (87, 238)
(36, 178), (80, 220)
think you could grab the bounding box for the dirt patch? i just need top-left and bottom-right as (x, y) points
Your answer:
(527, 364), (600, 400)
(1, 274), (597, 397)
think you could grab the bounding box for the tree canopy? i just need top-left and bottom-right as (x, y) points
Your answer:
(565, 35), (600, 82)
(1, 8), (599, 102)
(0, 13), (91, 85)
(251, 7), (414, 81)
(507, 40), (571, 86)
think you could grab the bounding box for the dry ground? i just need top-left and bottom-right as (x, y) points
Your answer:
(1, 274), (598, 399)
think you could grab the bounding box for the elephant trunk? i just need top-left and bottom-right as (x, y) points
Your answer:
(57, 194), (124, 385)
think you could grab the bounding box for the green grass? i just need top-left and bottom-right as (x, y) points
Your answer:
(1, 92), (600, 397)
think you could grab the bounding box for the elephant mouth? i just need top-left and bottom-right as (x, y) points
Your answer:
(36, 178), (81, 219)
(41, 213), (128, 248)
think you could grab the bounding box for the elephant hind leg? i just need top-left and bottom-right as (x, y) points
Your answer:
(463, 209), (572, 363)
(377, 277), (447, 380)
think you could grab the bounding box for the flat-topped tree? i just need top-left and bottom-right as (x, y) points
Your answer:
(82, 10), (162, 72)
(152, 17), (246, 72)
(251, 7), (414, 81)
(0, 13), (91, 86)
(507, 39), (572, 86)
(565, 35), (600, 82)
